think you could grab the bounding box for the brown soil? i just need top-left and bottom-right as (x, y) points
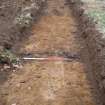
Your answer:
(0, 0), (102, 105)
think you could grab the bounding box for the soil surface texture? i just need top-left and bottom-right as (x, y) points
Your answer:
(0, 0), (101, 105)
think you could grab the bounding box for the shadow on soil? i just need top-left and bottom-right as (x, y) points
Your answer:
(66, 0), (104, 104)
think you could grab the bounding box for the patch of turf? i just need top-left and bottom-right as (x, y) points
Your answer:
(0, 50), (18, 64)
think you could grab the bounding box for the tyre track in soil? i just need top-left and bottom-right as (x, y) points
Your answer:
(0, 0), (99, 105)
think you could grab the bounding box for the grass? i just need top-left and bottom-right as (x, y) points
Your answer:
(88, 10), (105, 32)
(81, 0), (105, 33)
(0, 50), (18, 64)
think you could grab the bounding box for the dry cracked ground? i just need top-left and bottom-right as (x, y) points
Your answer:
(0, 0), (101, 105)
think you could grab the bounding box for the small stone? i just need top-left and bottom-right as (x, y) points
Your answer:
(4, 65), (11, 69)
(11, 104), (16, 105)
(16, 83), (21, 88)
(13, 70), (16, 72)
(28, 86), (32, 90)
(13, 64), (19, 68)
(13, 64), (23, 69)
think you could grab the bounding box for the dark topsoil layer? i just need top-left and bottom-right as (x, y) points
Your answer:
(67, 0), (105, 104)
(0, 0), (46, 50)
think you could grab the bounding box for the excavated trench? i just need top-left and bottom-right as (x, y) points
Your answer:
(0, 0), (104, 105)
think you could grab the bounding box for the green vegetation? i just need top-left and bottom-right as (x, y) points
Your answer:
(0, 50), (18, 64)
(81, 0), (105, 33)
(88, 10), (105, 32)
